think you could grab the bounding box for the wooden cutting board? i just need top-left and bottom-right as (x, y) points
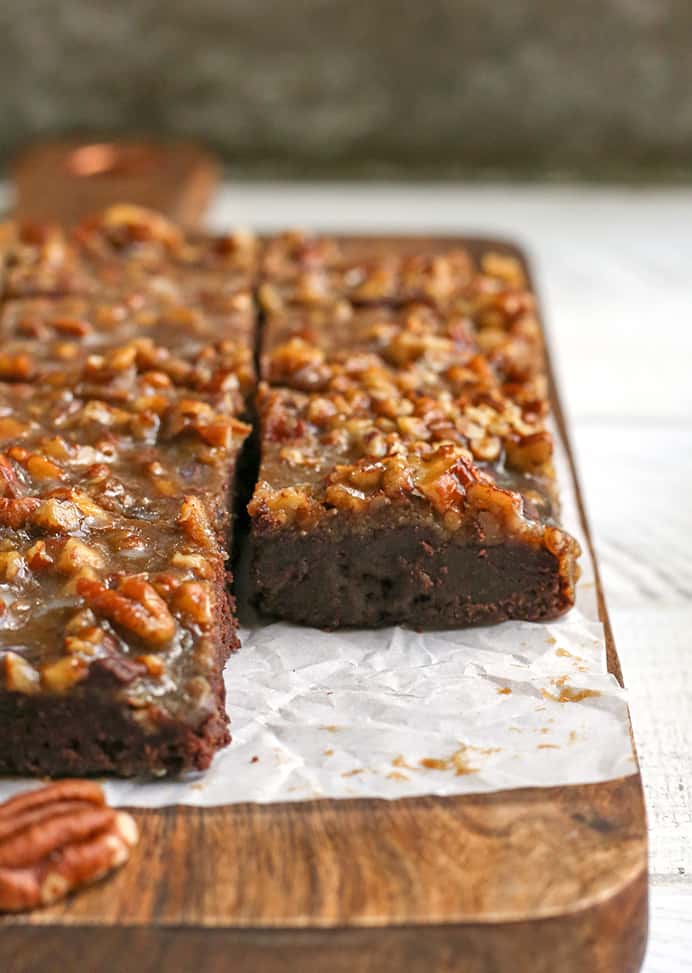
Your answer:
(0, 234), (648, 973)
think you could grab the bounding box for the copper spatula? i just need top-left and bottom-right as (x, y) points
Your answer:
(10, 139), (221, 228)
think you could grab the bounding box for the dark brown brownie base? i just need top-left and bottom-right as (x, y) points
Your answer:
(250, 526), (571, 629)
(0, 585), (238, 778)
(0, 692), (230, 778)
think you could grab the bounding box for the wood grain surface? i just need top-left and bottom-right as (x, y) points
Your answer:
(0, 232), (648, 973)
(1, 785), (648, 973)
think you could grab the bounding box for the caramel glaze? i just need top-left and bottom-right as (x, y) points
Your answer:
(0, 206), (254, 740)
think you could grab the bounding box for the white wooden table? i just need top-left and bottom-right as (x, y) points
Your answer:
(210, 183), (691, 972)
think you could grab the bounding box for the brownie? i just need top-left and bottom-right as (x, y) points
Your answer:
(0, 290), (256, 406)
(249, 240), (580, 628)
(0, 204), (258, 302)
(0, 206), (256, 776)
(259, 229), (476, 308)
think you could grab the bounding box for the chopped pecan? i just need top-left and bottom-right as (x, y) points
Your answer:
(61, 566), (100, 597)
(0, 352), (35, 381)
(248, 481), (324, 529)
(23, 453), (65, 481)
(3, 653), (40, 695)
(54, 341), (80, 362)
(45, 489), (111, 526)
(7, 446), (63, 480)
(0, 550), (25, 582)
(196, 416), (236, 449)
(412, 446), (481, 514)
(505, 431), (553, 474)
(76, 576), (176, 646)
(481, 251), (526, 286)
(150, 572), (181, 600)
(0, 454), (22, 498)
(99, 203), (182, 249)
(470, 435), (502, 463)
(170, 551), (214, 579)
(5, 446), (28, 464)
(0, 417), (31, 441)
(177, 495), (216, 549)
(0, 497), (40, 529)
(78, 400), (131, 429)
(64, 608), (98, 634)
(135, 654), (166, 678)
(40, 435), (72, 460)
(323, 482), (369, 512)
(41, 656), (89, 692)
(50, 316), (92, 337)
(56, 538), (105, 575)
(32, 498), (82, 535)
(267, 338), (331, 391)
(466, 481), (527, 543)
(197, 416), (252, 449)
(172, 581), (213, 627)
(63, 624), (105, 657)
(26, 541), (53, 571)
(306, 396), (338, 425)
(140, 370), (173, 390)
(0, 781), (138, 913)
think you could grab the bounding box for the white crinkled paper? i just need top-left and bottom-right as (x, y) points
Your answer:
(0, 433), (637, 807)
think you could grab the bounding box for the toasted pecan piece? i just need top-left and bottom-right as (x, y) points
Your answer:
(0, 780), (138, 913)
(76, 575), (176, 646)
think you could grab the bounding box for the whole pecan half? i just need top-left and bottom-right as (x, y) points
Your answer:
(76, 575), (176, 645)
(0, 780), (138, 912)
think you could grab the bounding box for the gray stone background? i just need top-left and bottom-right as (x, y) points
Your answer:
(0, 0), (690, 180)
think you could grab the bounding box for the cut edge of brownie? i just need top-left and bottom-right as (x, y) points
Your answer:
(0, 686), (229, 778)
(0, 561), (238, 778)
(249, 523), (578, 630)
